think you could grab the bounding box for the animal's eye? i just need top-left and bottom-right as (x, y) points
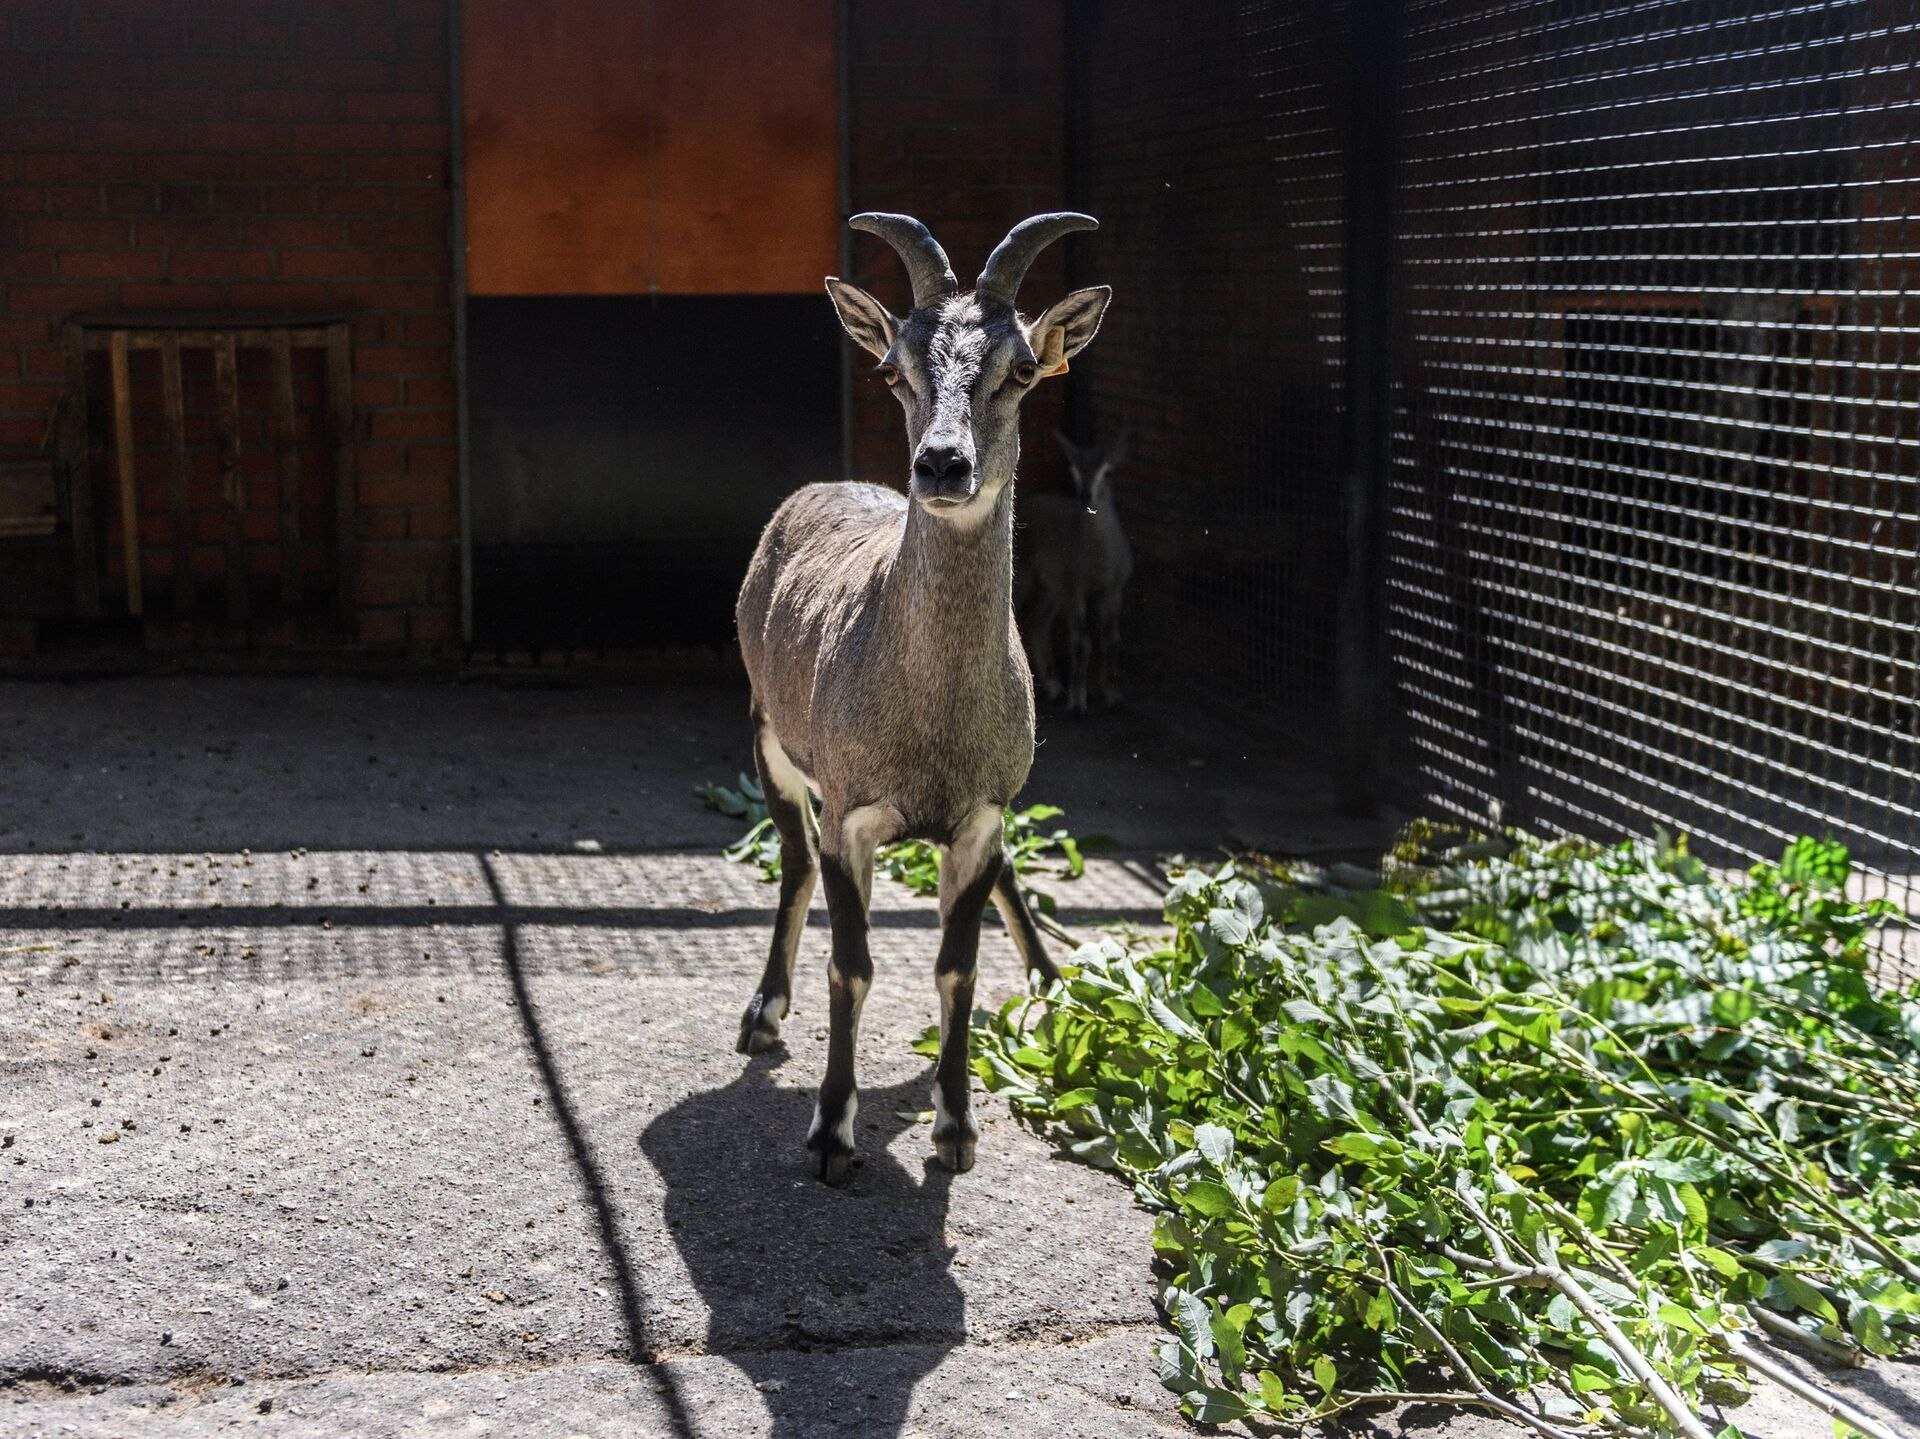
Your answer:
(1012, 361), (1039, 386)
(877, 362), (901, 386)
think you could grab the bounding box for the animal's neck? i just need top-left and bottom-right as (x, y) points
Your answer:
(888, 488), (1015, 682)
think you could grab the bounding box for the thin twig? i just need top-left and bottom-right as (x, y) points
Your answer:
(1724, 1332), (1900, 1439)
(1744, 1305), (1865, 1368)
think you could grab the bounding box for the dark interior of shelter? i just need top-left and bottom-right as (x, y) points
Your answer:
(0, 0), (1914, 927)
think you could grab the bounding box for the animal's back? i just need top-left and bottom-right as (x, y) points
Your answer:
(737, 482), (907, 772)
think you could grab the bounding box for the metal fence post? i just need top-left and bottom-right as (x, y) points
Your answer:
(1336, 0), (1403, 814)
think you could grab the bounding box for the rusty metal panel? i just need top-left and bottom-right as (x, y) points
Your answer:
(461, 0), (838, 296)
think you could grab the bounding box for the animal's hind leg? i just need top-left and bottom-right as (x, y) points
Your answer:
(1024, 590), (1065, 704)
(990, 863), (1062, 987)
(736, 708), (819, 1055)
(1064, 600), (1092, 717)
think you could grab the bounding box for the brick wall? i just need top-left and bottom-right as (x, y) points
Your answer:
(0, 0), (457, 651)
(845, 0), (1070, 493)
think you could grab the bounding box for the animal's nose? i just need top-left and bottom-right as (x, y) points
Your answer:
(913, 445), (973, 484)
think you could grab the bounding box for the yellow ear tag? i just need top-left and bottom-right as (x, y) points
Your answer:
(1043, 359), (1070, 377)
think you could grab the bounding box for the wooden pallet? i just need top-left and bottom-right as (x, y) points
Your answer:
(61, 314), (355, 624)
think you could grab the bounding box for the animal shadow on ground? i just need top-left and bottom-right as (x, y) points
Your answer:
(642, 1055), (965, 1437)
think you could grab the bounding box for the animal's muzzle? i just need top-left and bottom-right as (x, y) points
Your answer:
(912, 444), (978, 505)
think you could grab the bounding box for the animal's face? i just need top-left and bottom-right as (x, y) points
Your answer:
(1057, 431), (1126, 511)
(828, 239), (1109, 525)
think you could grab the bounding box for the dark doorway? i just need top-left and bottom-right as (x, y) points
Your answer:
(466, 295), (842, 650)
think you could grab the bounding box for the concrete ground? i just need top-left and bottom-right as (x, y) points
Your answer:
(2, 678), (1915, 1438)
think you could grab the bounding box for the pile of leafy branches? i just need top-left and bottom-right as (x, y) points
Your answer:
(973, 833), (1915, 1436)
(695, 776), (1096, 920)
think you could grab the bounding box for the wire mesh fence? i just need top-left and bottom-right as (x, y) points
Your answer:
(1379, 0), (1919, 967)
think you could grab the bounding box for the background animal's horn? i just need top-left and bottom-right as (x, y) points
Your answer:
(975, 212), (1098, 305)
(848, 212), (957, 308)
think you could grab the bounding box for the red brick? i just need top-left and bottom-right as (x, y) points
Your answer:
(289, 122), (391, 152)
(26, 215), (127, 247)
(170, 247), (274, 281)
(244, 152), (342, 182)
(224, 280), (336, 310)
(356, 608), (407, 646)
(278, 247), (364, 279)
(19, 152), (134, 182)
(341, 90), (443, 124)
(232, 87), (338, 122)
(1, 185), (46, 213)
(405, 442), (455, 477)
(57, 248), (162, 280)
(7, 282), (110, 313)
(406, 505), (456, 541)
(317, 185), (392, 215)
(389, 122), (449, 154)
(360, 507), (409, 540)
(345, 152), (443, 184)
(355, 344), (446, 376)
(193, 120), (290, 152)
(367, 408), (453, 442)
(407, 608), (453, 645)
(243, 216), (340, 247)
(146, 153), (243, 182)
(137, 217), (244, 247)
(102, 183), (153, 214)
(358, 472), (446, 508)
(350, 375), (402, 407)
(0, 248), (56, 279)
(403, 375), (455, 408)
(118, 281), (226, 309)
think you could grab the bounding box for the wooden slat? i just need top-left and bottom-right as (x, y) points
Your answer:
(107, 330), (142, 617)
(82, 328), (336, 352)
(211, 331), (247, 624)
(159, 335), (192, 615)
(61, 322), (99, 616)
(325, 323), (355, 626)
(269, 329), (303, 607)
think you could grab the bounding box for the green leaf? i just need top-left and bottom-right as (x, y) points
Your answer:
(1182, 1180), (1238, 1220)
(1779, 1273), (1840, 1326)
(1311, 1356), (1337, 1397)
(1193, 1122), (1235, 1168)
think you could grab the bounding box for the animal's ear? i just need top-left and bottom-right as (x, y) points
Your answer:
(1053, 428), (1081, 465)
(825, 278), (898, 361)
(1027, 286), (1111, 376)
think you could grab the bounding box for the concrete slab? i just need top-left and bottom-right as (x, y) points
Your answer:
(3, 677), (1912, 1438)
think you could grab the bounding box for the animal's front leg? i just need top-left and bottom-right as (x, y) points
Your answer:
(932, 806), (1006, 1173)
(807, 803), (896, 1185)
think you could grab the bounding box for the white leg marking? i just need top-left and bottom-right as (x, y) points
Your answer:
(808, 1089), (860, 1151)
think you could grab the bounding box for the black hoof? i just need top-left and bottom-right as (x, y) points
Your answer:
(813, 1146), (853, 1186)
(736, 994), (784, 1055)
(933, 1123), (977, 1173)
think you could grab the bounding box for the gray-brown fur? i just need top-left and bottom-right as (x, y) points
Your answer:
(1016, 432), (1132, 713)
(732, 212), (1110, 1183)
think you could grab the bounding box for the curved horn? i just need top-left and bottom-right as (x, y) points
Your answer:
(848, 212), (957, 309)
(975, 212), (1098, 305)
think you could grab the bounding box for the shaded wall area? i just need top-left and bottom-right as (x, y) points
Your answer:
(1064, 0), (1352, 720)
(466, 296), (839, 651)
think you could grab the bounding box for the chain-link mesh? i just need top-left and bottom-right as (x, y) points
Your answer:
(1069, 0), (1350, 708)
(1384, 0), (1919, 968)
